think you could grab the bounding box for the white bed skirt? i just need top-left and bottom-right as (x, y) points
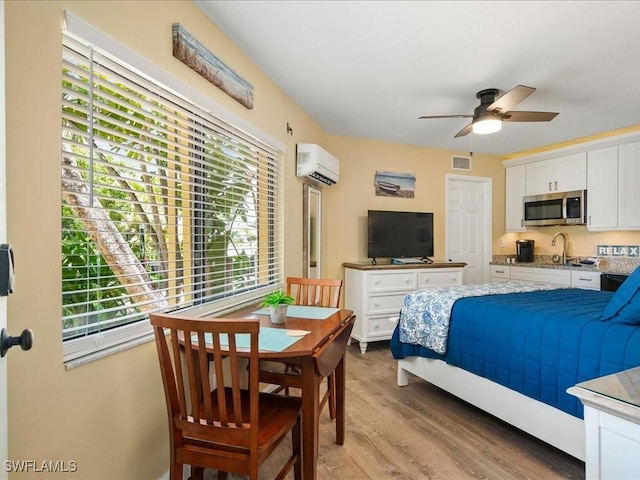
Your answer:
(397, 356), (585, 461)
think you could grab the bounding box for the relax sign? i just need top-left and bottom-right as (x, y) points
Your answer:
(596, 245), (640, 257)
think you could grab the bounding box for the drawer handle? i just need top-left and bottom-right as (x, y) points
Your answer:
(423, 279), (429, 283)
(405, 279), (411, 284)
(495, 269), (505, 274)
(578, 278), (593, 282)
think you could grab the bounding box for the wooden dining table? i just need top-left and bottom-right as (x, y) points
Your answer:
(222, 304), (356, 480)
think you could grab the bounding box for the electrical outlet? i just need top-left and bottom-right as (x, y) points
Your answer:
(500, 239), (506, 248)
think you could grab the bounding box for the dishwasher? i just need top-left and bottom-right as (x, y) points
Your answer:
(600, 273), (629, 292)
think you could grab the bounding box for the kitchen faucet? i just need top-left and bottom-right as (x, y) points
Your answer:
(551, 232), (567, 264)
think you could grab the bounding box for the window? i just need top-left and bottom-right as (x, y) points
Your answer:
(61, 30), (284, 363)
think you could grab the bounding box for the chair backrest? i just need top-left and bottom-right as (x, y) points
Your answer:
(150, 313), (260, 447)
(286, 277), (343, 308)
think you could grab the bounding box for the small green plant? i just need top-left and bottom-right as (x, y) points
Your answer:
(260, 289), (294, 308)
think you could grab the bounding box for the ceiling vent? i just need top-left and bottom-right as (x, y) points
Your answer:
(452, 155), (472, 171)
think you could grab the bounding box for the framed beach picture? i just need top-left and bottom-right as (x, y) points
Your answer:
(374, 171), (416, 198)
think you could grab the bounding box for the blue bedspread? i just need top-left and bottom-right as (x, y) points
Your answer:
(391, 288), (640, 418)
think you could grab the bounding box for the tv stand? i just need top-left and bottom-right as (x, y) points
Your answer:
(343, 262), (465, 353)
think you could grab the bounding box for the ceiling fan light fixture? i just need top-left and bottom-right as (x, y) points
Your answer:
(472, 117), (502, 135)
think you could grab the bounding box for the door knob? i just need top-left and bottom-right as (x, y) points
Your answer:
(0, 328), (34, 357)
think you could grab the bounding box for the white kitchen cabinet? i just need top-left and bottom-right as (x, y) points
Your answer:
(618, 141), (640, 229)
(587, 146), (619, 230)
(505, 165), (526, 231)
(510, 266), (571, 285)
(344, 263), (464, 353)
(492, 265), (601, 290)
(570, 270), (601, 290)
(489, 264), (511, 283)
(525, 153), (587, 196)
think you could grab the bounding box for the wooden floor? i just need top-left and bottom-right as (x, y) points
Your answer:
(205, 340), (585, 479)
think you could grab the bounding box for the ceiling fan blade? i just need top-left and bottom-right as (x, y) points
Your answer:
(502, 111), (559, 122)
(454, 123), (473, 138)
(487, 85), (536, 113)
(418, 114), (473, 120)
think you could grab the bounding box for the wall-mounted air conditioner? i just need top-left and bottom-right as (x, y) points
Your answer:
(296, 143), (339, 187)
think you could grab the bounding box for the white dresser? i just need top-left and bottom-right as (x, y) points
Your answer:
(343, 262), (465, 353)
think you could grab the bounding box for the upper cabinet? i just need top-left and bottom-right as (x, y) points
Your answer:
(587, 146), (618, 230)
(505, 165), (526, 232)
(503, 132), (640, 233)
(525, 153), (587, 196)
(586, 141), (640, 231)
(618, 141), (640, 229)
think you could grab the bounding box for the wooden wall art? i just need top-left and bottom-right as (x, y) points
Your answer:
(172, 23), (254, 109)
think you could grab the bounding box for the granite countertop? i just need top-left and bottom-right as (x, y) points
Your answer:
(489, 261), (623, 274)
(491, 255), (636, 275)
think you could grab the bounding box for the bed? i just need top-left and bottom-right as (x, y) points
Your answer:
(390, 272), (640, 461)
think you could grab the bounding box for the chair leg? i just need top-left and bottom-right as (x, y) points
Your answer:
(217, 472), (228, 480)
(293, 417), (302, 480)
(170, 461), (183, 480)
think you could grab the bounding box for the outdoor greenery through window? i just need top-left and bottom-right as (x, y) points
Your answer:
(61, 31), (283, 359)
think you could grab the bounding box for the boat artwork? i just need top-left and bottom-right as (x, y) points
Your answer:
(374, 171), (415, 198)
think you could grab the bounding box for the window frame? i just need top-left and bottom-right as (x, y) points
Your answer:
(62, 12), (286, 367)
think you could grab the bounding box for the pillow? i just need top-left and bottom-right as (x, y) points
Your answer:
(601, 266), (640, 324)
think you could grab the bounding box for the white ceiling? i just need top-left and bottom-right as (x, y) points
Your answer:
(194, 1), (640, 157)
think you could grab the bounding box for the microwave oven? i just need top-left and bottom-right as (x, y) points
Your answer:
(523, 190), (587, 227)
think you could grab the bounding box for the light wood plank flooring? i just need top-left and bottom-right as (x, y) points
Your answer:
(205, 340), (585, 479)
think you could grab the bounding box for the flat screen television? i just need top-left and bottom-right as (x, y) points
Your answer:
(367, 210), (434, 262)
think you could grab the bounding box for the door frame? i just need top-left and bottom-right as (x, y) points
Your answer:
(445, 174), (492, 284)
(1, 2), (8, 476)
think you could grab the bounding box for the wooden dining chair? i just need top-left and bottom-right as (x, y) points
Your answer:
(286, 277), (343, 310)
(259, 277), (344, 438)
(150, 313), (302, 480)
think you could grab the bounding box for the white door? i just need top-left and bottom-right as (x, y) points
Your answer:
(0, 3), (8, 477)
(446, 174), (492, 284)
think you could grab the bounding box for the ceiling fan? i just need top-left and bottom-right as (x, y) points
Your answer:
(418, 85), (558, 138)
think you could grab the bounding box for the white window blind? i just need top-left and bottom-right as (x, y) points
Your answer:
(61, 30), (284, 362)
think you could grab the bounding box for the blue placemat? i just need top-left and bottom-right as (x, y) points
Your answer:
(252, 305), (339, 320)
(192, 327), (305, 352)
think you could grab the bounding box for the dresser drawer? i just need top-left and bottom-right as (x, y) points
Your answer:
(418, 270), (462, 287)
(367, 316), (396, 338)
(367, 271), (416, 292)
(490, 265), (510, 279)
(366, 293), (407, 315)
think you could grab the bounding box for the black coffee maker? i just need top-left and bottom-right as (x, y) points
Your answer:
(516, 239), (535, 263)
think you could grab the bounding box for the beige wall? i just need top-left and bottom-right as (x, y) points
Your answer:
(5, 2), (640, 480)
(5, 2), (324, 479)
(322, 136), (505, 278)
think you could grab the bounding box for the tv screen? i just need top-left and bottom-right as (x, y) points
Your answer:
(367, 210), (434, 260)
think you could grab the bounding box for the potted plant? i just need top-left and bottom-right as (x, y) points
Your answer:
(261, 289), (295, 324)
